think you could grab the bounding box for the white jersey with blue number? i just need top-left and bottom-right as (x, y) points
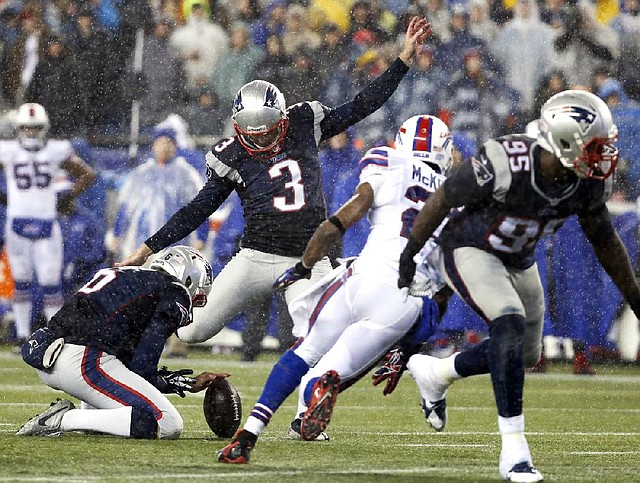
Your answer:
(356, 145), (445, 279)
(0, 139), (72, 220)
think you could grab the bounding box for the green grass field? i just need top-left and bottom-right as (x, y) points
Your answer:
(1, 345), (639, 482)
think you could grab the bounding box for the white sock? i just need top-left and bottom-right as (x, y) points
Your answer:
(498, 414), (531, 465)
(438, 353), (463, 384)
(61, 407), (133, 437)
(243, 415), (267, 437)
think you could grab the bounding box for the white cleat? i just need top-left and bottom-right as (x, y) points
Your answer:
(16, 399), (75, 436)
(408, 353), (452, 431)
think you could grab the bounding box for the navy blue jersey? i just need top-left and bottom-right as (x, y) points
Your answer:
(146, 58), (410, 257)
(439, 134), (612, 269)
(48, 267), (192, 383)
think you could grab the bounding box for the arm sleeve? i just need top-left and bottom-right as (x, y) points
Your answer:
(145, 177), (233, 252)
(128, 287), (192, 384)
(319, 58), (409, 142)
(443, 156), (495, 206)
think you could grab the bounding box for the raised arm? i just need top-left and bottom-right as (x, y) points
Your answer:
(319, 17), (431, 141)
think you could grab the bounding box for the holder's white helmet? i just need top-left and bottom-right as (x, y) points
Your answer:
(232, 80), (289, 157)
(149, 246), (213, 308)
(538, 90), (618, 179)
(395, 115), (453, 174)
(16, 103), (50, 151)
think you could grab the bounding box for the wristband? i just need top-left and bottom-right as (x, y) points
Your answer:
(328, 215), (346, 235)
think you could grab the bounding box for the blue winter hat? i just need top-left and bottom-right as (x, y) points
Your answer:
(153, 127), (177, 144)
(597, 78), (624, 101)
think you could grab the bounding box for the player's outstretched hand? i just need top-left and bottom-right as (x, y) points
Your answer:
(372, 348), (409, 396)
(273, 261), (312, 290)
(158, 366), (195, 398)
(189, 372), (231, 393)
(398, 16), (432, 66)
(116, 243), (153, 267)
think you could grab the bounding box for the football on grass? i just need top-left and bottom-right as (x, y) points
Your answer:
(203, 377), (242, 438)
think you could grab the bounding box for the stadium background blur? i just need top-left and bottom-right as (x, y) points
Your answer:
(0, 0), (638, 365)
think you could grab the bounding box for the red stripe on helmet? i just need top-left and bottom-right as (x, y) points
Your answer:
(413, 116), (432, 152)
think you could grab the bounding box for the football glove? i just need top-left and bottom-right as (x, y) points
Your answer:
(398, 236), (422, 290)
(372, 348), (409, 396)
(157, 366), (195, 398)
(273, 261), (312, 290)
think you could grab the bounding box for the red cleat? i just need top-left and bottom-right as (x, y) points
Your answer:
(573, 351), (596, 375)
(300, 370), (341, 441)
(217, 429), (256, 464)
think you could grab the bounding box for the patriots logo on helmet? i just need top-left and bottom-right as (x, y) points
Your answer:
(471, 156), (493, 186)
(551, 106), (596, 134)
(233, 92), (244, 113)
(264, 86), (279, 108)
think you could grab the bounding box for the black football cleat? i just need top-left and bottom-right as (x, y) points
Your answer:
(217, 429), (256, 464)
(300, 370), (340, 441)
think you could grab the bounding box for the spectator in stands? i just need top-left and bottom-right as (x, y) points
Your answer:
(124, 17), (187, 131)
(170, 1), (228, 90)
(440, 49), (521, 147)
(491, 0), (554, 117)
(235, 0), (264, 46)
(69, 7), (121, 134)
(532, 69), (570, 121)
(314, 23), (349, 85)
(212, 21), (263, 108)
(251, 0), (287, 48)
(26, 35), (79, 137)
(0, 8), (49, 106)
(281, 4), (320, 57)
(552, 0), (620, 88)
(420, 0), (451, 44)
(182, 85), (224, 137)
(279, 46), (323, 105)
(389, 44), (447, 129)
(468, 0), (499, 44)
(610, 0), (640, 102)
(112, 128), (208, 262)
(435, 3), (493, 75)
(250, 34), (290, 90)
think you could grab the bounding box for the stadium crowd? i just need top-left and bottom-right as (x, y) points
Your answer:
(0, 0), (639, 367)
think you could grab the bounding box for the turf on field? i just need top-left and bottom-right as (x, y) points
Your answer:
(1, 346), (639, 482)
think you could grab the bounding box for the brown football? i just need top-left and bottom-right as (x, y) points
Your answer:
(203, 378), (242, 438)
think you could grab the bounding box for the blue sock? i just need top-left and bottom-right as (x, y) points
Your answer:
(255, 350), (309, 414)
(303, 377), (320, 407)
(486, 314), (525, 418)
(454, 338), (490, 377)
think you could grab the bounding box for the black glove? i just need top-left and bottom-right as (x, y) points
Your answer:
(398, 243), (420, 290)
(273, 261), (312, 290)
(372, 348), (409, 396)
(157, 366), (195, 397)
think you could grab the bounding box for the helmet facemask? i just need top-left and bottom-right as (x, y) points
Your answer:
(539, 90), (619, 180)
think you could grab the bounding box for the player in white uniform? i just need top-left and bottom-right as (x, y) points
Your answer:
(218, 115), (457, 463)
(0, 103), (96, 343)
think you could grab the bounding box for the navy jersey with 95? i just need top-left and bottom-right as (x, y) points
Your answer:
(438, 134), (612, 269)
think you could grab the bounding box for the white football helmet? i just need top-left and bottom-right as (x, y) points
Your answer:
(16, 103), (50, 151)
(232, 80), (289, 157)
(149, 246), (213, 308)
(395, 115), (453, 174)
(538, 89), (618, 179)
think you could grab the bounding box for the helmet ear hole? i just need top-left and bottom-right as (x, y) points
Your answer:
(185, 276), (192, 288)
